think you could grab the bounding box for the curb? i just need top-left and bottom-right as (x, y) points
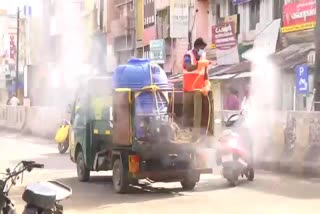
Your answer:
(0, 126), (53, 140)
(257, 160), (320, 178)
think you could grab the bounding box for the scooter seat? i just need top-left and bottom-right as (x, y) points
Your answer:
(22, 182), (57, 210)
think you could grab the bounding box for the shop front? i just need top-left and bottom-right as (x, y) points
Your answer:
(279, 0), (316, 111)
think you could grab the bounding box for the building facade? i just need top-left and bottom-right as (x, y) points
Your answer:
(209, 0), (315, 111)
(106, 0), (136, 65)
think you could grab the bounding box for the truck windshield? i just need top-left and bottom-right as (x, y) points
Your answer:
(88, 78), (112, 120)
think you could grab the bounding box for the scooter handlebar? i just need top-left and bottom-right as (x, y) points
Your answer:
(21, 161), (44, 169)
(31, 163), (44, 169)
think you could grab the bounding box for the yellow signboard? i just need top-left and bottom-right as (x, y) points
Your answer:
(222, 14), (239, 34)
(210, 44), (216, 49)
(281, 22), (316, 33)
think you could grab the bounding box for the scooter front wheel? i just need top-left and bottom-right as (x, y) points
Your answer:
(58, 141), (69, 154)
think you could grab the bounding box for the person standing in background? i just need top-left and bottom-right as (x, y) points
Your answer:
(7, 93), (20, 106)
(224, 87), (240, 110)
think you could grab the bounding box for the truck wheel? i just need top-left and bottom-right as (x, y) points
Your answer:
(180, 177), (197, 191)
(112, 159), (129, 193)
(77, 151), (90, 182)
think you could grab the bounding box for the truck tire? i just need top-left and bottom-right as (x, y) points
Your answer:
(77, 151), (90, 182)
(112, 159), (129, 193)
(180, 176), (197, 191)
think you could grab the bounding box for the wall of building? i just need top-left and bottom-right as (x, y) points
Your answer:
(84, 0), (97, 62)
(214, 0), (278, 43)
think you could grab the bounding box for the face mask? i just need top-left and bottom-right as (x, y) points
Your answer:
(198, 49), (205, 56)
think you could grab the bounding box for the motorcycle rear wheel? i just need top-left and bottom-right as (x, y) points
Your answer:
(245, 168), (254, 181)
(226, 171), (239, 187)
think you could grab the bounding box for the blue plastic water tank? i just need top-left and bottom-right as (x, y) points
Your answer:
(112, 58), (169, 89)
(113, 58), (170, 139)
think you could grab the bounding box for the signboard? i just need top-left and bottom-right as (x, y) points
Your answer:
(281, 0), (316, 33)
(23, 5), (32, 17)
(150, 39), (166, 64)
(242, 19), (281, 60)
(232, 0), (252, 5)
(9, 35), (16, 60)
(212, 14), (239, 47)
(212, 22), (237, 50)
(296, 64), (309, 94)
(221, 14), (239, 34)
(212, 22), (239, 65)
(170, 0), (189, 38)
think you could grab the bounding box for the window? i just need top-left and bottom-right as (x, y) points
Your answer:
(229, 0), (238, 15)
(144, 0), (155, 28)
(129, 2), (134, 11)
(72, 93), (87, 127)
(215, 4), (221, 24)
(249, 0), (260, 30)
(273, 0), (284, 20)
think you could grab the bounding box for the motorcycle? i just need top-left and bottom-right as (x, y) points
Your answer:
(0, 161), (43, 214)
(0, 161), (72, 214)
(216, 113), (254, 186)
(55, 119), (70, 154)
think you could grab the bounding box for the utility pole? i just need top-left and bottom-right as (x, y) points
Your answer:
(15, 7), (20, 96)
(314, 0), (320, 110)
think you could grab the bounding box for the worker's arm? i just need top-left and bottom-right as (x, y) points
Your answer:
(183, 54), (198, 72)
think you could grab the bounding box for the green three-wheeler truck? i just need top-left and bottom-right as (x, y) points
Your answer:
(69, 63), (214, 193)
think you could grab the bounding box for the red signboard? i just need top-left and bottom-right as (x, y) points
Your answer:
(143, 25), (156, 46)
(9, 35), (16, 60)
(212, 22), (237, 51)
(281, 0), (316, 33)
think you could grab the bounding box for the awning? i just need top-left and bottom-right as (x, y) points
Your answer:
(208, 61), (251, 77)
(210, 71), (251, 80)
(271, 42), (314, 70)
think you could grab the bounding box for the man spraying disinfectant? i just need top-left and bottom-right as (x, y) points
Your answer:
(182, 37), (213, 138)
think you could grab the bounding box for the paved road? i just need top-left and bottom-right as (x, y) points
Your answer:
(1, 130), (320, 214)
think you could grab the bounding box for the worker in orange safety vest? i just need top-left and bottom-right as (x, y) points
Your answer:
(182, 37), (211, 96)
(182, 38), (213, 135)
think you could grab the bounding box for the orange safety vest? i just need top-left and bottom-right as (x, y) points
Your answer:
(182, 50), (207, 92)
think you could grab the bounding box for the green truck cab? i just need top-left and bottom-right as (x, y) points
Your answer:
(69, 75), (213, 194)
(69, 76), (113, 181)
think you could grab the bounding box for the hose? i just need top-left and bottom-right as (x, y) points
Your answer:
(174, 63), (212, 144)
(191, 64), (212, 136)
